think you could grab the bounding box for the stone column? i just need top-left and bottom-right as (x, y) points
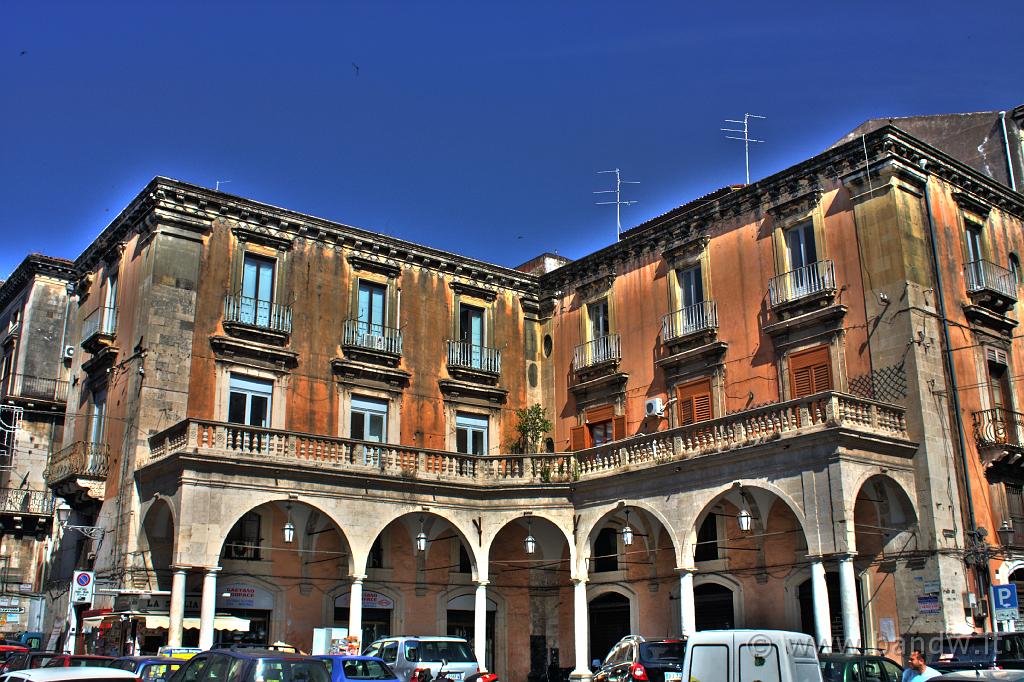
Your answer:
(349, 575), (366, 650)
(198, 567), (221, 650)
(168, 566), (188, 648)
(838, 555), (861, 651)
(678, 569), (697, 637)
(811, 559), (832, 653)
(570, 578), (591, 682)
(474, 580), (488, 671)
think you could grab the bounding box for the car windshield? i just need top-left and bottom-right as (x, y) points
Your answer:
(941, 638), (998, 662)
(337, 660), (396, 680)
(639, 642), (686, 663)
(417, 642), (475, 664)
(110, 661), (137, 671)
(251, 658), (330, 682)
(71, 659), (112, 667)
(142, 662), (182, 681)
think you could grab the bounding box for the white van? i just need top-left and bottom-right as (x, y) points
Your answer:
(682, 630), (822, 682)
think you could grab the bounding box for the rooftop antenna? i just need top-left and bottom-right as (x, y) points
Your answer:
(721, 113), (766, 184)
(215, 180), (231, 192)
(594, 168), (639, 241)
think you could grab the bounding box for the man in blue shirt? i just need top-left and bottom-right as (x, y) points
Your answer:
(901, 650), (941, 682)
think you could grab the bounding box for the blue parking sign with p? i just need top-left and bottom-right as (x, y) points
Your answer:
(992, 584), (1019, 621)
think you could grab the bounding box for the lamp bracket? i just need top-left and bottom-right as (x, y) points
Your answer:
(66, 525), (105, 541)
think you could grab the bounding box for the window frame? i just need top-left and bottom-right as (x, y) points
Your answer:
(455, 412), (489, 455)
(676, 377), (713, 426)
(357, 279), (389, 334)
(227, 374), (274, 428)
(350, 395), (389, 443)
(787, 345), (834, 400)
(89, 387), (107, 444)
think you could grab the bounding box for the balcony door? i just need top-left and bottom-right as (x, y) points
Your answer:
(456, 412), (488, 455)
(459, 304), (484, 368)
(988, 353), (1015, 445)
(103, 274), (118, 334)
(357, 281), (387, 337)
(89, 388), (107, 443)
(785, 221), (818, 298)
(677, 265), (705, 333)
(241, 255), (275, 327)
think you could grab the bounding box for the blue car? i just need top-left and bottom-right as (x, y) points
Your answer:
(314, 656), (400, 682)
(109, 656), (184, 682)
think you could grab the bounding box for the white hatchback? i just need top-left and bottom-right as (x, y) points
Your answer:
(0, 668), (140, 681)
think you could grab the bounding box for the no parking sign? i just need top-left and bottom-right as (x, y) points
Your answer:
(71, 570), (95, 604)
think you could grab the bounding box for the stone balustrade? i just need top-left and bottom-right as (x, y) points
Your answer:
(146, 392), (909, 485)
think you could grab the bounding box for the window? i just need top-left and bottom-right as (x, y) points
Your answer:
(677, 377), (713, 425)
(357, 280), (387, 335)
(965, 222), (984, 263)
(789, 346), (832, 399)
(228, 374), (273, 427)
(7, 305), (20, 332)
(368, 537), (385, 569)
(677, 265), (704, 309)
(570, 405), (625, 450)
(988, 349), (1014, 443)
(593, 527), (618, 572)
(785, 221), (817, 272)
(102, 274), (118, 334)
(458, 544), (472, 573)
(588, 298), (610, 339)
(458, 303), (485, 369)
(1011, 253), (1022, 286)
(89, 388), (107, 443)
(380, 642), (398, 664)
(588, 420), (613, 446)
(350, 396), (388, 442)
(241, 254), (275, 326)
(0, 351), (12, 394)
(456, 413), (488, 455)
(694, 514), (719, 562)
(223, 512), (261, 560)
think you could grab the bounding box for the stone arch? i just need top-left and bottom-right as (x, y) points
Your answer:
(139, 497), (176, 591)
(853, 474), (918, 558)
(693, 573), (745, 629)
(437, 585), (506, 675)
(587, 584), (638, 664)
(363, 508), (482, 580)
(483, 511), (575, 568)
(579, 500), (682, 572)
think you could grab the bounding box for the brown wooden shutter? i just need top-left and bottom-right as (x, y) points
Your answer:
(570, 425), (587, 451)
(789, 346), (832, 398)
(586, 404), (615, 424)
(612, 414), (626, 440)
(676, 378), (713, 426)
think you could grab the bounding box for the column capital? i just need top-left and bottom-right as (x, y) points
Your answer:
(170, 564), (191, 573)
(351, 574), (368, 583)
(475, 580), (489, 588)
(676, 566), (698, 576)
(572, 577), (588, 586)
(202, 566), (223, 575)
(832, 552), (858, 562)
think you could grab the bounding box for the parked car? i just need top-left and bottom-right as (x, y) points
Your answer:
(0, 669), (140, 681)
(166, 648), (329, 682)
(42, 656), (113, 669)
(314, 655), (399, 682)
(819, 652), (902, 682)
(0, 650), (29, 667)
(937, 672), (1024, 682)
(363, 637), (479, 682)
(932, 634), (1024, 671)
(681, 630), (822, 682)
(6, 635), (44, 652)
(109, 656), (182, 682)
(1, 653), (60, 675)
(593, 636), (686, 682)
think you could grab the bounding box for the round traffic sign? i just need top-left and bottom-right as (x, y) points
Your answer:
(76, 573), (92, 587)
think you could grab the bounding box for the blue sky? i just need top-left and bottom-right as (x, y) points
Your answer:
(2, 1), (1019, 278)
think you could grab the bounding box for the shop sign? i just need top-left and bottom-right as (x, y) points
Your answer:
(917, 595), (940, 614)
(0, 606), (24, 614)
(218, 583), (274, 610)
(334, 590), (394, 609)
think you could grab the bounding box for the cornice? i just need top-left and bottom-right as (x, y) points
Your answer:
(0, 254), (75, 313)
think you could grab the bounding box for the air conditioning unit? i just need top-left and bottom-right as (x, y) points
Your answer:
(63, 345), (75, 360)
(645, 398), (665, 417)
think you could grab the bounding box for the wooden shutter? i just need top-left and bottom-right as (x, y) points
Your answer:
(570, 425), (587, 451)
(586, 404), (615, 424)
(612, 414), (626, 440)
(676, 378), (713, 426)
(789, 346), (832, 399)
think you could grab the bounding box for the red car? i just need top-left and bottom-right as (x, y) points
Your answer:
(43, 655), (115, 668)
(0, 646), (30, 668)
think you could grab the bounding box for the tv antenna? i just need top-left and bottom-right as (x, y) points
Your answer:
(722, 113), (766, 184)
(594, 168), (639, 241)
(215, 180), (231, 191)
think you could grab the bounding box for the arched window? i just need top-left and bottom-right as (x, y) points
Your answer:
(1010, 253), (1021, 287)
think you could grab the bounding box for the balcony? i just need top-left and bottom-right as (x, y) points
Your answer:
(1, 374), (69, 407)
(769, 260), (836, 309)
(973, 408), (1024, 467)
(573, 334), (621, 372)
(447, 340), (500, 376)
(342, 319), (403, 366)
(0, 487), (54, 539)
(44, 441), (109, 507)
(81, 306), (117, 354)
(964, 260), (1018, 326)
(662, 301), (718, 343)
(143, 392), (911, 490)
(222, 294), (292, 346)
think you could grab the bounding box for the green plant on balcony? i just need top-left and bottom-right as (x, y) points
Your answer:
(513, 403), (552, 454)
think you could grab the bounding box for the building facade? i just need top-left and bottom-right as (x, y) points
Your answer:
(22, 123), (1024, 680)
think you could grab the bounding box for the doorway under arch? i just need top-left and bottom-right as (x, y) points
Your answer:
(695, 583), (735, 630)
(589, 592), (630, 664)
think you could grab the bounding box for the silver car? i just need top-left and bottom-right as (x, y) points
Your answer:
(364, 636), (479, 682)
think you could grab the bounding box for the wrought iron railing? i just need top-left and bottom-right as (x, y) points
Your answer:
(0, 488), (54, 515)
(973, 408), (1024, 447)
(343, 319), (403, 355)
(0, 374), (69, 403)
(82, 305), (118, 342)
(146, 392), (908, 485)
(43, 442), (110, 486)
(447, 340), (501, 374)
(573, 334), (621, 371)
(223, 294), (292, 333)
(768, 260), (836, 307)
(965, 259), (1018, 301)
(662, 301), (718, 341)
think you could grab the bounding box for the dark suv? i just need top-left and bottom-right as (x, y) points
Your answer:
(169, 648), (330, 682)
(593, 636), (686, 682)
(818, 652), (903, 682)
(932, 633), (1024, 671)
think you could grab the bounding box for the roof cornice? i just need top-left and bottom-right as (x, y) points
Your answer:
(0, 254), (75, 312)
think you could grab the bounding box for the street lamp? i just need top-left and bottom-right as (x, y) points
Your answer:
(524, 519), (537, 555)
(283, 503), (295, 544)
(415, 516), (428, 553)
(621, 510), (634, 547)
(998, 520), (1015, 547)
(56, 503), (105, 541)
(737, 508), (752, 533)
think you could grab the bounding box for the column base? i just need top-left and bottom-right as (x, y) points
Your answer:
(569, 670), (593, 682)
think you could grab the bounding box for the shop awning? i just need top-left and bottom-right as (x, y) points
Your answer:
(83, 612), (249, 632)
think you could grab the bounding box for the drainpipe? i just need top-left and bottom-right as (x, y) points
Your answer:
(999, 112), (1017, 192)
(920, 158), (989, 629)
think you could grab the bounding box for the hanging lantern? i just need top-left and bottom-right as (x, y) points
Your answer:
(524, 519), (537, 554)
(416, 517), (428, 553)
(622, 509), (634, 546)
(737, 508), (752, 533)
(283, 503), (295, 544)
